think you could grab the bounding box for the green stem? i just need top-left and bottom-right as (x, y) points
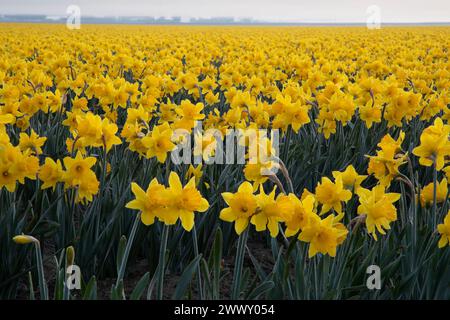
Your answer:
(156, 224), (170, 300)
(192, 225), (204, 299)
(313, 257), (319, 299)
(282, 126), (292, 162)
(231, 228), (249, 299)
(432, 161), (437, 230)
(116, 213), (141, 287)
(28, 271), (35, 300)
(97, 145), (108, 241)
(34, 242), (48, 300)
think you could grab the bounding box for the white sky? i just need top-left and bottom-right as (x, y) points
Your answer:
(0, 0), (449, 23)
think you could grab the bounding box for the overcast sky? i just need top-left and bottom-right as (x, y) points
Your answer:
(0, 0), (449, 23)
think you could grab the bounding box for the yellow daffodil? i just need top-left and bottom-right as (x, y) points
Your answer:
(413, 118), (450, 170)
(164, 172), (209, 231)
(332, 165), (367, 192)
(280, 194), (316, 237)
(142, 122), (176, 163)
(185, 164), (203, 186)
(39, 158), (64, 190)
(437, 210), (450, 248)
(357, 185), (400, 240)
(19, 129), (47, 155)
(419, 178), (448, 207)
(298, 214), (348, 258)
(250, 186), (284, 238)
(220, 181), (257, 235)
(126, 178), (168, 225)
(315, 176), (352, 215)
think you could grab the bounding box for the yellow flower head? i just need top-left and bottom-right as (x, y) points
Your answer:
(76, 171), (100, 204)
(280, 194), (316, 237)
(39, 158), (64, 190)
(413, 118), (450, 170)
(315, 176), (352, 215)
(176, 100), (205, 121)
(163, 171), (209, 231)
(298, 214), (348, 258)
(367, 132), (407, 187)
(437, 210), (450, 248)
(76, 112), (103, 147)
(101, 118), (122, 152)
(419, 178), (448, 207)
(357, 185), (400, 240)
(250, 186), (285, 238)
(142, 122), (176, 163)
(332, 165), (367, 192)
(63, 151), (97, 187)
(126, 178), (168, 226)
(19, 129), (47, 155)
(185, 164), (203, 186)
(220, 181), (257, 235)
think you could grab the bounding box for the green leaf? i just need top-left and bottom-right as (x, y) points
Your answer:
(116, 235), (127, 276)
(210, 227), (223, 299)
(111, 280), (125, 300)
(28, 272), (35, 300)
(130, 272), (150, 300)
(172, 254), (202, 300)
(82, 276), (97, 300)
(200, 258), (213, 299)
(246, 281), (275, 300)
(247, 246), (267, 281)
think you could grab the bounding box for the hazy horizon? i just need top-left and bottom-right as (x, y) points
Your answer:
(1, 0), (449, 23)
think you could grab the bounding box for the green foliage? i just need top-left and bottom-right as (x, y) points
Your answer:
(1, 93), (449, 300)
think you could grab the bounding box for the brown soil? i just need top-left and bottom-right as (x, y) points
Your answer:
(15, 239), (275, 300)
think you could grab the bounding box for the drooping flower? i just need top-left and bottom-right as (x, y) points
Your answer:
(101, 118), (122, 152)
(76, 112), (103, 147)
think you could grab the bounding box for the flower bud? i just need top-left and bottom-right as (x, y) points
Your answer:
(66, 246), (75, 266)
(13, 235), (39, 245)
